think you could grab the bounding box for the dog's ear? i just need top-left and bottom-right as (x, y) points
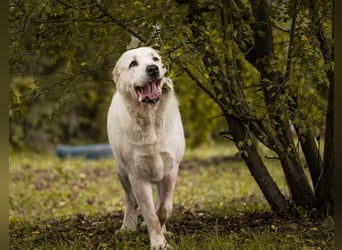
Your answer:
(112, 65), (120, 84)
(162, 77), (174, 93)
(165, 77), (174, 88)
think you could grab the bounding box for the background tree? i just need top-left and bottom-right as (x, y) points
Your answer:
(9, 0), (333, 216)
(9, 0), (223, 149)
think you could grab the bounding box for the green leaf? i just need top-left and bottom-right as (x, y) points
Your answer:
(237, 141), (244, 149)
(257, 30), (265, 38)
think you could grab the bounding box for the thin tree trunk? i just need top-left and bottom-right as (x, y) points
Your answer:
(277, 148), (316, 207)
(313, 0), (334, 216)
(249, 0), (316, 208)
(285, 1), (323, 193)
(226, 114), (288, 213)
(316, 69), (334, 216)
(297, 130), (323, 191)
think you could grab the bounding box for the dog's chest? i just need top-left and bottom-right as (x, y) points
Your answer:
(135, 111), (162, 129)
(127, 110), (174, 181)
(127, 110), (166, 145)
(134, 150), (174, 182)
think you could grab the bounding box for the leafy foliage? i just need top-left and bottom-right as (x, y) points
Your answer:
(9, 0), (333, 214)
(9, 0), (224, 149)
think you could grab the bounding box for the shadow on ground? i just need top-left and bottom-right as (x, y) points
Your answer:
(9, 205), (334, 249)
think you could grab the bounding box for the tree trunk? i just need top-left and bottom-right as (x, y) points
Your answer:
(316, 70), (334, 216)
(310, 0), (334, 216)
(297, 129), (323, 191)
(180, 0), (325, 213)
(226, 114), (288, 213)
(277, 147), (316, 207)
(249, 0), (316, 208)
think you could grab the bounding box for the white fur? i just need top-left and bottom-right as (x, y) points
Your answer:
(107, 47), (185, 249)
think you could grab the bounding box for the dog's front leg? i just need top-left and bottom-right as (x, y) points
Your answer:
(117, 171), (139, 231)
(129, 175), (168, 249)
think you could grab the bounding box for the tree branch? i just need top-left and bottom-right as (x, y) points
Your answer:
(92, 0), (147, 44)
(182, 66), (224, 110)
(28, 64), (115, 104)
(284, 4), (297, 82)
(309, 1), (333, 64)
(272, 24), (290, 33)
(55, 0), (74, 8)
(31, 15), (107, 24)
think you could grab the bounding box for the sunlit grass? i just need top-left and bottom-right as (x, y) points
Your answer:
(9, 152), (124, 221)
(178, 143), (290, 213)
(9, 145), (333, 249)
(9, 144), (288, 221)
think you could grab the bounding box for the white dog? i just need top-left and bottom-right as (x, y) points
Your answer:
(107, 47), (185, 249)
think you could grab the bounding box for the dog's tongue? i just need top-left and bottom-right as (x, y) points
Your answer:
(137, 80), (161, 102)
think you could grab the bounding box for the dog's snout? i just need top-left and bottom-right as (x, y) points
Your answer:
(146, 65), (159, 78)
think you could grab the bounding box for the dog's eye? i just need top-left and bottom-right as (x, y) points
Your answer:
(129, 60), (138, 68)
(152, 57), (159, 62)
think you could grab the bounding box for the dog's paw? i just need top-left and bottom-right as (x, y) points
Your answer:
(139, 221), (148, 232)
(151, 242), (173, 250)
(163, 230), (173, 238)
(115, 226), (137, 236)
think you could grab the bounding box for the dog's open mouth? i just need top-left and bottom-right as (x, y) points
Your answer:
(136, 79), (162, 104)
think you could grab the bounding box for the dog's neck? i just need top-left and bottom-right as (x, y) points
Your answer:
(116, 91), (174, 146)
(133, 99), (167, 126)
(133, 93), (171, 131)
(123, 101), (161, 146)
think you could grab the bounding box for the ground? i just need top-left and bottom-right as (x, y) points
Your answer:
(9, 144), (334, 249)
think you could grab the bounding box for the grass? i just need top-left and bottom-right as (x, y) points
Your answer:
(9, 144), (334, 249)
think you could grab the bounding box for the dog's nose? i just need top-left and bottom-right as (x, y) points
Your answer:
(146, 65), (159, 78)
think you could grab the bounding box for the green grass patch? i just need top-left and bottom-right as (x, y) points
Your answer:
(9, 145), (333, 249)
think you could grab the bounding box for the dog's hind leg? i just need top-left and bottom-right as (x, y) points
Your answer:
(155, 152), (178, 232)
(156, 170), (177, 234)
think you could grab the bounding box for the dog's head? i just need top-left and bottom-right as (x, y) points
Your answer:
(113, 47), (173, 105)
